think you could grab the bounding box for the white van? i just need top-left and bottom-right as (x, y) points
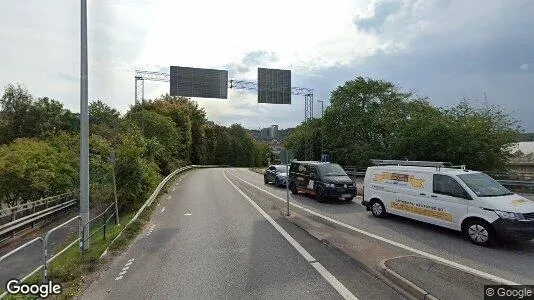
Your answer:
(361, 160), (534, 246)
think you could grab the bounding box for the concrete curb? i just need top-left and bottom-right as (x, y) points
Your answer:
(378, 256), (439, 300)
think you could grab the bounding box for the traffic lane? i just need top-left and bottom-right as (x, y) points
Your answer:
(0, 214), (78, 289)
(230, 169), (534, 285)
(82, 168), (342, 300)
(226, 170), (407, 300)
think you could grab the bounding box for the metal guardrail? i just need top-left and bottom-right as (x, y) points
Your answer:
(0, 200), (76, 243)
(0, 192), (75, 220)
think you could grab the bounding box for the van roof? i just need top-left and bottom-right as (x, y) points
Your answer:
(291, 161), (334, 166)
(369, 165), (481, 176)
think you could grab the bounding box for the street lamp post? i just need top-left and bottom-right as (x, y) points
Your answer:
(317, 100), (324, 158)
(80, 0), (89, 251)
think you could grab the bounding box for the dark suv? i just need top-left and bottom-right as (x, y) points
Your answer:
(288, 161), (356, 202)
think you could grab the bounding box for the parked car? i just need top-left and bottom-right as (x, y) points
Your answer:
(264, 165), (289, 187)
(288, 161), (356, 202)
(361, 159), (534, 246)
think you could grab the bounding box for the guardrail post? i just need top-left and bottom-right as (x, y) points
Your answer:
(31, 202), (37, 228)
(10, 209), (16, 238)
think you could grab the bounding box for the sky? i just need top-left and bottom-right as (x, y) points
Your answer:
(0, 0), (533, 130)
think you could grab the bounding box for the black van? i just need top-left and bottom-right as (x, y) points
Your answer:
(288, 161), (356, 202)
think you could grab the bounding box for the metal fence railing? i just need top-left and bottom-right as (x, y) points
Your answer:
(0, 198), (76, 243)
(80, 203), (117, 258)
(0, 192), (76, 225)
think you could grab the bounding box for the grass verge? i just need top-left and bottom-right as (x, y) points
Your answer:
(1, 170), (190, 300)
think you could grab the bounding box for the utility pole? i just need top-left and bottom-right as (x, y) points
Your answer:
(80, 0), (89, 251)
(317, 99), (324, 158)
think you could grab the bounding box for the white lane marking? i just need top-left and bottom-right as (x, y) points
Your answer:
(122, 266), (130, 271)
(311, 262), (356, 300)
(172, 188), (175, 192)
(128, 259), (135, 262)
(226, 171), (520, 285)
(185, 212), (192, 216)
(115, 276), (123, 281)
(161, 207), (166, 213)
(223, 171), (358, 300)
(125, 261), (133, 267)
(118, 271), (126, 276)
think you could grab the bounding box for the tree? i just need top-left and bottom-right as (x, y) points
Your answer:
(126, 110), (183, 174)
(0, 85), (78, 144)
(0, 138), (76, 207)
(227, 124), (255, 167)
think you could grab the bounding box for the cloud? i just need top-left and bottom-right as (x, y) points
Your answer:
(353, 0), (403, 32)
(224, 50), (279, 78)
(2, 0), (534, 132)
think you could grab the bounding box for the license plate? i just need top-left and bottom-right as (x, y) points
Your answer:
(342, 194), (351, 198)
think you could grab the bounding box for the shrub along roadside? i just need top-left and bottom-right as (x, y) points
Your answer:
(0, 170), (189, 300)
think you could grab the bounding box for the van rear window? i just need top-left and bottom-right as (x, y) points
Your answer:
(457, 173), (513, 197)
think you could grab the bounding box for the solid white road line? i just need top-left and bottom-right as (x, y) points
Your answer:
(223, 171), (358, 300)
(226, 170), (519, 285)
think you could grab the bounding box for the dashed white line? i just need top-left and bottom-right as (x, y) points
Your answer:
(223, 171), (358, 300)
(122, 266), (130, 271)
(161, 207), (166, 213)
(184, 212), (191, 216)
(125, 261), (133, 267)
(118, 271), (126, 276)
(128, 259), (135, 262)
(225, 170), (519, 285)
(115, 276), (123, 281)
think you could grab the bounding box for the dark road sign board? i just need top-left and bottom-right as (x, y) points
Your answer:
(170, 66), (228, 99)
(258, 68), (291, 104)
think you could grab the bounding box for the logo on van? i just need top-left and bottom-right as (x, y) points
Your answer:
(373, 172), (425, 188)
(299, 165), (306, 172)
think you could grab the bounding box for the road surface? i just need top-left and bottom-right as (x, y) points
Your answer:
(82, 168), (403, 300)
(227, 168), (534, 285)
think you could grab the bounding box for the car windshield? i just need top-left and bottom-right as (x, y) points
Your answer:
(317, 164), (347, 176)
(457, 173), (513, 197)
(275, 165), (287, 173)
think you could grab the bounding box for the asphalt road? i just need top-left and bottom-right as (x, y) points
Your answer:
(227, 168), (534, 285)
(82, 168), (403, 300)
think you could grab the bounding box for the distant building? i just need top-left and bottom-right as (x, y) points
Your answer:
(269, 125), (278, 139)
(206, 121), (215, 126)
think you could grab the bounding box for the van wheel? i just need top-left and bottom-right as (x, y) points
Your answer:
(370, 200), (386, 218)
(464, 220), (495, 247)
(290, 183), (298, 195)
(264, 176), (268, 184)
(316, 188), (326, 203)
(275, 178), (281, 188)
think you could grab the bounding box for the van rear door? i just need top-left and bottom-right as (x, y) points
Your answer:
(367, 166), (399, 212)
